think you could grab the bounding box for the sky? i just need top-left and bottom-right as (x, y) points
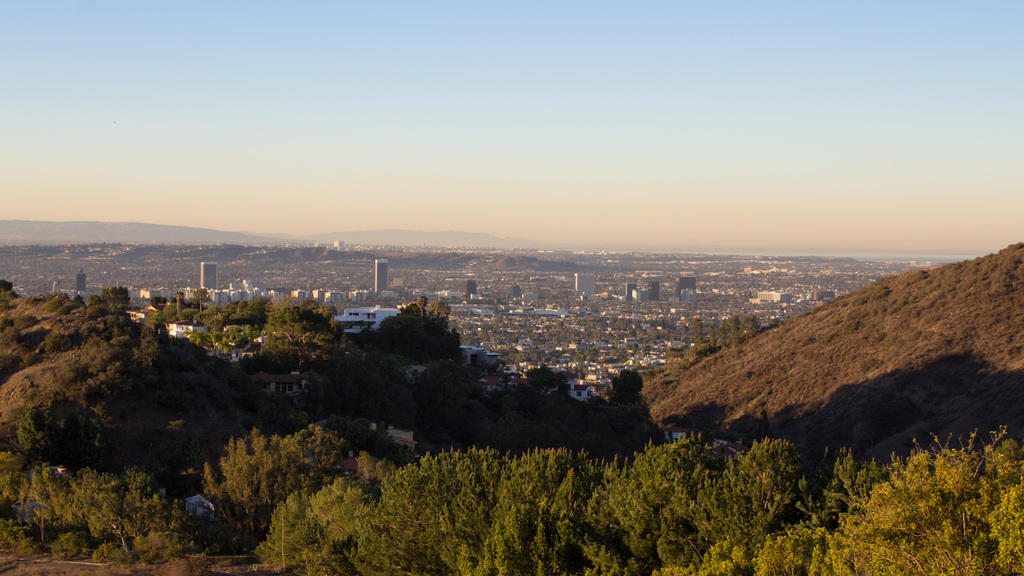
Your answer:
(1, 1), (1022, 256)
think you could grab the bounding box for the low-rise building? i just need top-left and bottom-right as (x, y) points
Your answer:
(460, 345), (500, 368)
(252, 371), (318, 397)
(567, 380), (591, 402)
(334, 306), (400, 333)
(167, 320), (208, 339)
(184, 494), (215, 519)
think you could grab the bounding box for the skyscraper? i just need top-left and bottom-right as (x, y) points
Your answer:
(575, 273), (596, 297)
(625, 282), (637, 302)
(465, 279), (478, 298)
(374, 259), (389, 292)
(675, 276), (696, 300)
(646, 280), (660, 301)
(75, 269), (86, 294)
(200, 262), (218, 290)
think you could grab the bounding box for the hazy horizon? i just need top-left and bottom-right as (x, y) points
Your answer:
(0, 218), (991, 261)
(2, 2), (1022, 255)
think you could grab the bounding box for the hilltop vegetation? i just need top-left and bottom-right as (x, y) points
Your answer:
(645, 242), (1024, 458)
(0, 291), (276, 483)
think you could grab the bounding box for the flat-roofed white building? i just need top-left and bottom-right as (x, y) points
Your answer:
(334, 306), (400, 333)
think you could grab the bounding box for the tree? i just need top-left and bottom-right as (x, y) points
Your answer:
(100, 286), (131, 309)
(356, 448), (506, 575)
(526, 365), (560, 391)
(837, 436), (1001, 576)
(18, 464), (65, 544)
(66, 468), (169, 552)
(610, 370), (644, 407)
(16, 407), (54, 462)
(262, 304), (337, 368)
(586, 436), (721, 574)
(428, 299), (451, 319)
(693, 439), (803, 548)
(257, 478), (366, 574)
(203, 426), (346, 543)
(193, 288), (209, 312)
(474, 449), (602, 576)
(0, 279), (17, 302)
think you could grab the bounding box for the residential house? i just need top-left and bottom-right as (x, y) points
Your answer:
(664, 426), (692, 442)
(334, 306), (400, 333)
(167, 320), (208, 339)
(251, 371), (318, 397)
(567, 380), (591, 402)
(184, 494), (215, 519)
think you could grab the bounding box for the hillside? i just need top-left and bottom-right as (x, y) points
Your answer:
(0, 294), (280, 489)
(645, 242), (1024, 459)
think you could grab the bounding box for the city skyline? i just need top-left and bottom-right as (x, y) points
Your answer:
(2, 2), (1022, 255)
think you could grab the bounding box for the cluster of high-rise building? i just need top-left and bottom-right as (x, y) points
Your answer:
(620, 276), (695, 303)
(571, 273), (699, 303)
(144, 259), (401, 306)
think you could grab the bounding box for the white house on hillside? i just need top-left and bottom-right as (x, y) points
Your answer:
(333, 306), (400, 333)
(167, 320), (208, 339)
(567, 380), (591, 402)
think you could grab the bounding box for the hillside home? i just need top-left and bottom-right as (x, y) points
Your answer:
(664, 426), (692, 442)
(386, 426), (416, 451)
(334, 306), (400, 333)
(567, 380), (591, 402)
(251, 371), (318, 397)
(167, 319), (208, 339)
(461, 345), (500, 368)
(184, 494), (215, 519)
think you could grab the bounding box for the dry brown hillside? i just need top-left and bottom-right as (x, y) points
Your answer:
(645, 242), (1024, 459)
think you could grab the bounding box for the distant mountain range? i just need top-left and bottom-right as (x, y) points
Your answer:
(308, 229), (537, 248)
(0, 220), (533, 249)
(644, 242), (1024, 459)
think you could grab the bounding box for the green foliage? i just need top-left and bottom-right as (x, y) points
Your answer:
(693, 439), (803, 547)
(611, 369), (644, 407)
(0, 518), (38, 554)
(991, 482), (1024, 572)
(51, 531), (92, 559)
(257, 491), (323, 571)
(474, 450), (603, 576)
(835, 434), (1009, 576)
(367, 311), (461, 363)
(257, 478), (368, 575)
(752, 525), (829, 576)
(0, 279), (17, 303)
(357, 448), (506, 575)
(586, 437), (721, 575)
(262, 303), (338, 368)
(16, 405), (108, 467)
(133, 530), (195, 563)
(92, 540), (134, 564)
(526, 365), (560, 390)
(66, 467), (171, 552)
(203, 426), (348, 544)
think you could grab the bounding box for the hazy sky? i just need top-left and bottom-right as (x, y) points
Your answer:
(2, 1), (1022, 255)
